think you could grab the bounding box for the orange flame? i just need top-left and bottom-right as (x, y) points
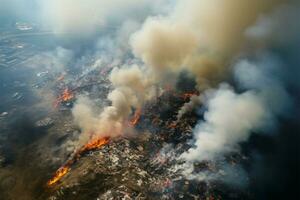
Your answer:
(129, 108), (142, 126)
(54, 88), (75, 107)
(47, 137), (110, 187)
(79, 137), (110, 153)
(61, 88), (74, 102)
(47, 165), (70, 186)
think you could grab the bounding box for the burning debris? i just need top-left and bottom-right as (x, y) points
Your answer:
(47, 137), (110, 186)
(47, 166), (70, 186)
(54, 88), (75, 108)
(47, 104), (145, 187)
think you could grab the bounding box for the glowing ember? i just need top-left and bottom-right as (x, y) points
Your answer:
(47, 137), (110, 187)
(181, 92), (199, 101)
(167, 122), (177, 129)
(129, 108), (142, 126)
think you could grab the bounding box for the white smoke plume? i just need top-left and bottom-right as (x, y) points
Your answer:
(72, 65), (156, 144)
(180, 84), (273, 162)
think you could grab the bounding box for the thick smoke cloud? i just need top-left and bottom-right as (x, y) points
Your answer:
(173, 0), (282, 54)
(131, 18), (198, 70)
(131, 0), (282, 86)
